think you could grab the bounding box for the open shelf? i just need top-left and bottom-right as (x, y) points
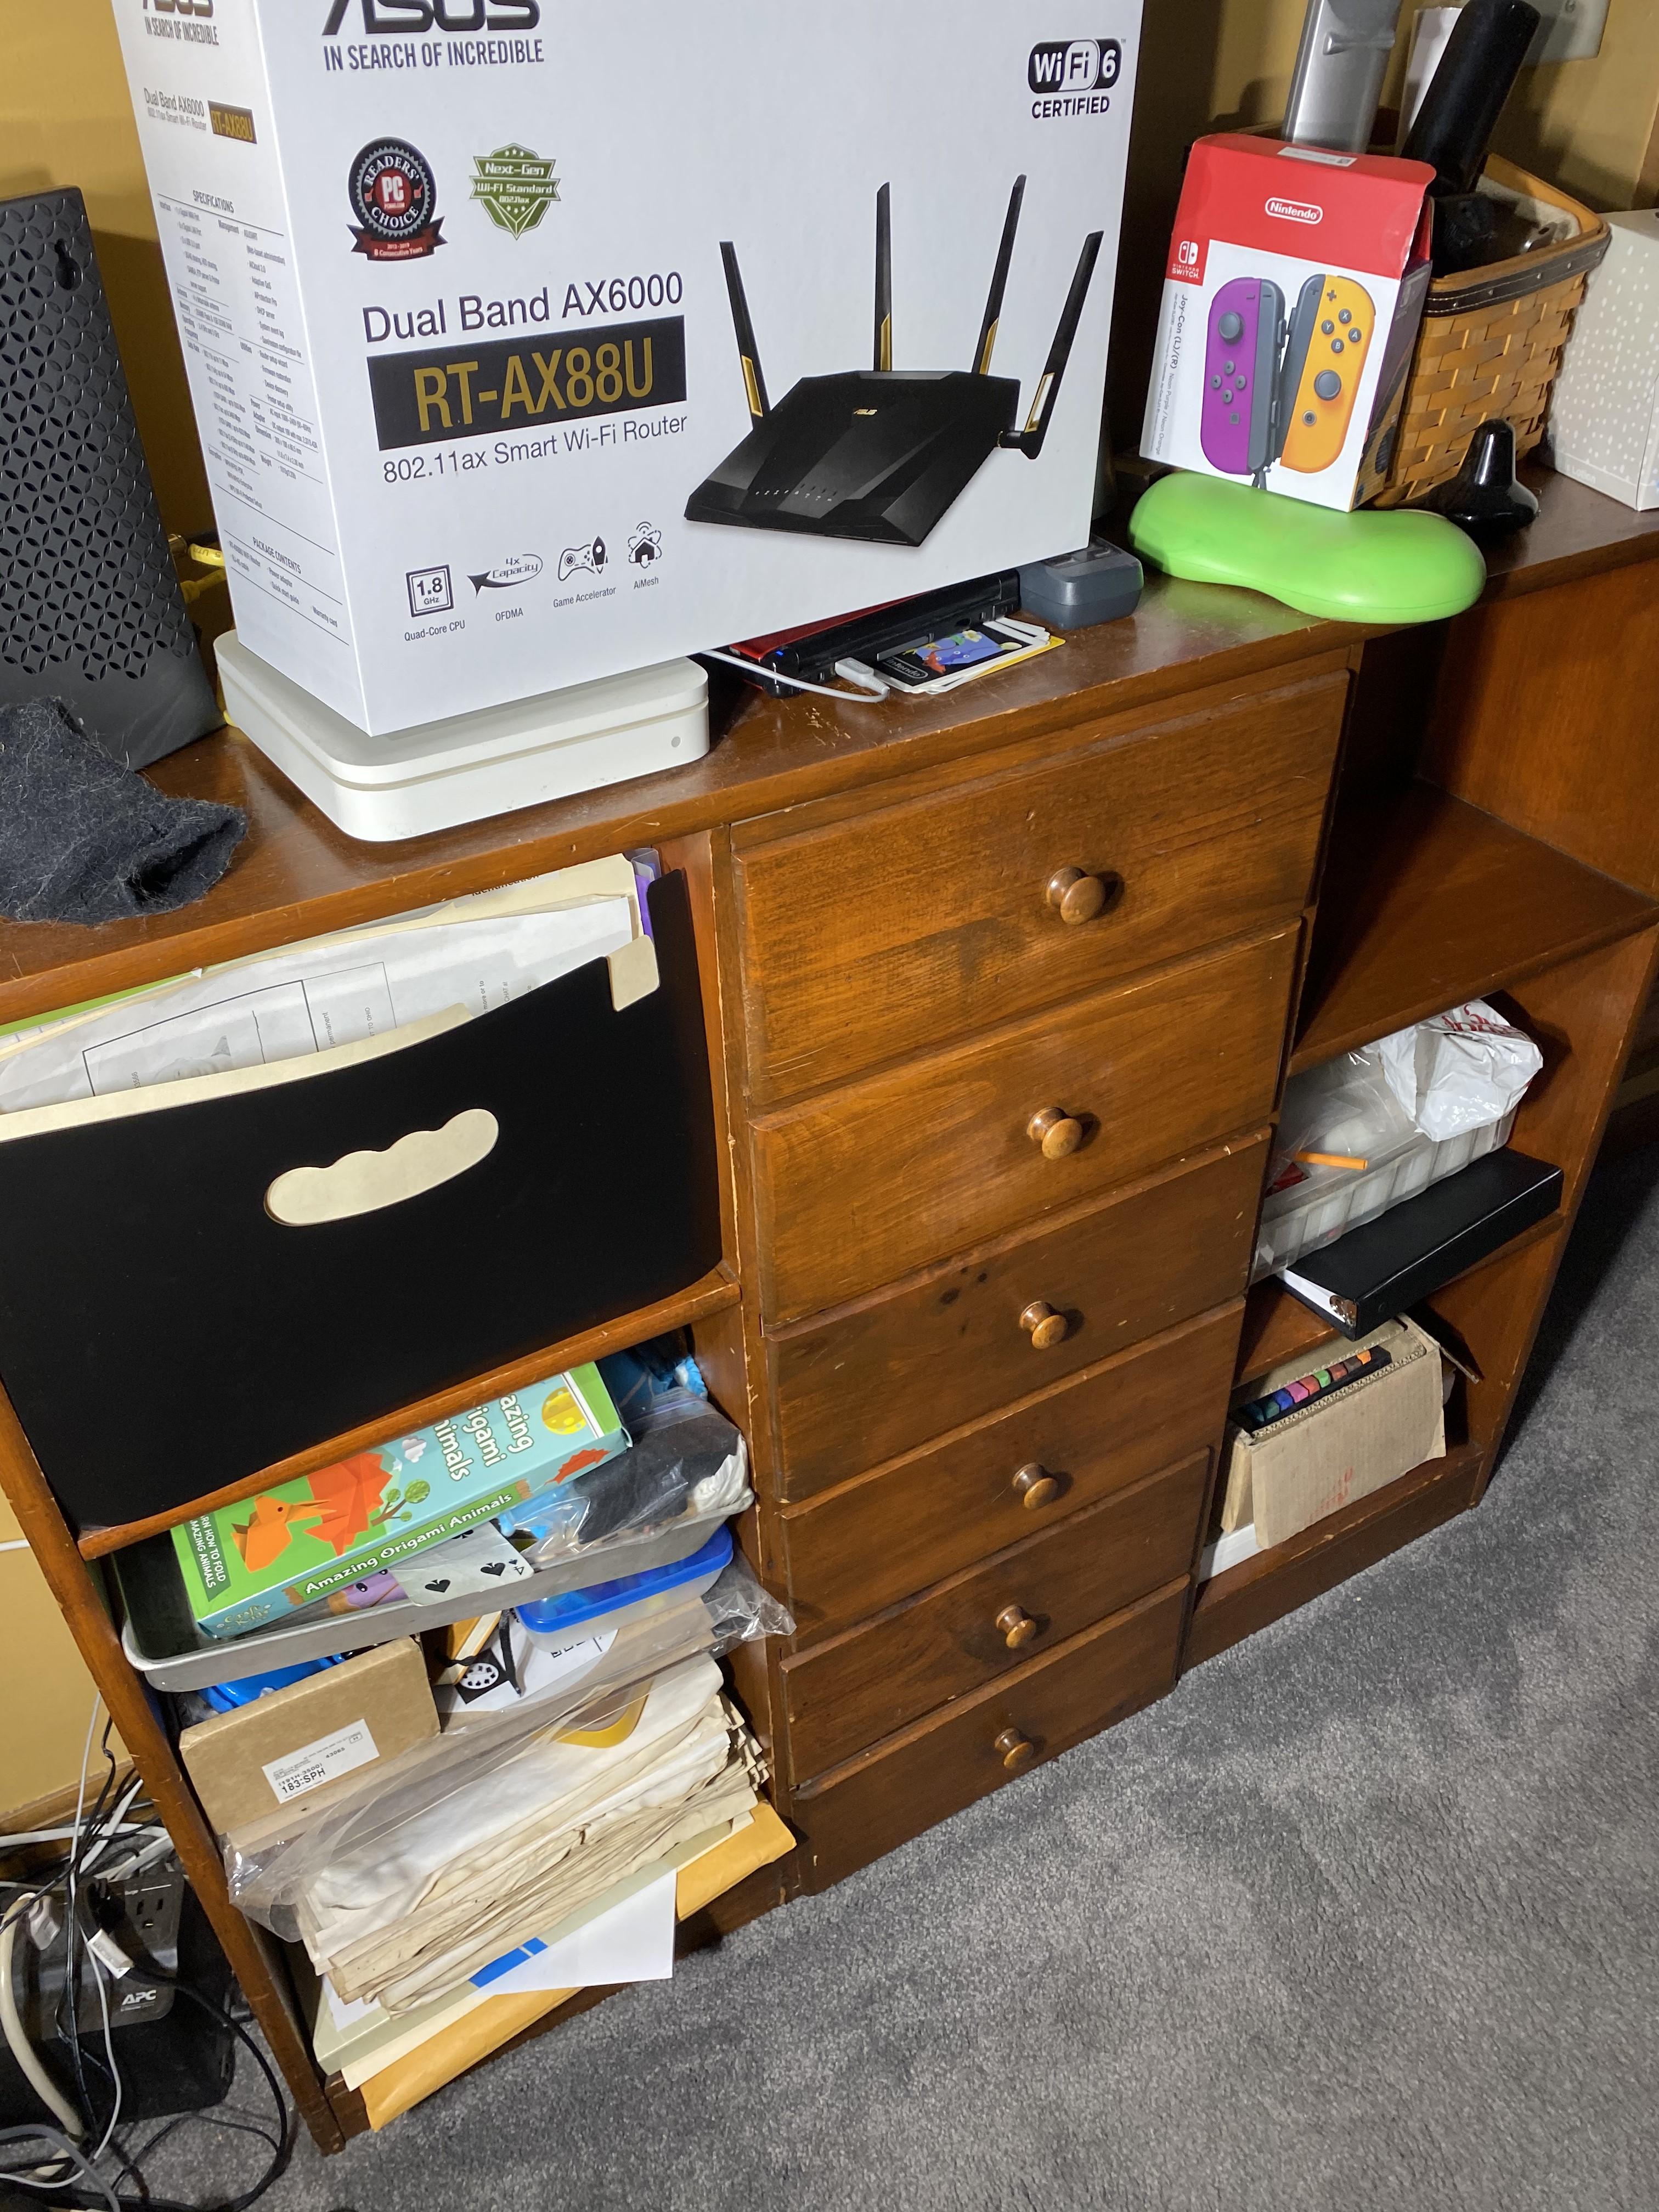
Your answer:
(1235, 1209), (1566, 1392)
(1234, 1280), (1341, 1386)
(1291, 783), (1659, 1075)
(77, 1263), (741, 1560)
(1184, 1440), (1483, 1671)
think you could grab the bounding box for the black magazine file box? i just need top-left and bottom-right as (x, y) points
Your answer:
(0, 874), (720, 1533)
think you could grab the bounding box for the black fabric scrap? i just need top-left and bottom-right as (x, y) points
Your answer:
(0, 697), (245, 926)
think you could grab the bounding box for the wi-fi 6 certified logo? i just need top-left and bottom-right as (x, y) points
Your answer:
(1028, 38), (1121, 95)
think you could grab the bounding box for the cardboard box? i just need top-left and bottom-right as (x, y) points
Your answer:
(1141, 136), (1434, 511)
(1219, 1317), (1445, 1550)
(110, 3), (1142, 736)
(179, 1637), (437, 1835)
(1548, 210), (1659, 511)
(172, 1363), (623, 1639)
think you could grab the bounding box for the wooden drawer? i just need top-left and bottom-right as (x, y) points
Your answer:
(781, 1304), (1239, 1637)
(782, 1453), (1207, 1779)
(791, 1580), (1187, 1891)
(753, 922), (1298, 1323)
(768, 1127), (1268, 1500)
(733, 670), (1344, 1102)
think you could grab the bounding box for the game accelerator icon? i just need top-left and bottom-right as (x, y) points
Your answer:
(470, 145), (560, 239)
(349, 138), (444, 261)
(558, 537), (606, 582)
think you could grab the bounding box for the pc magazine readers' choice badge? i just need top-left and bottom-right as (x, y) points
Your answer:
(348, 138), (444, 262)
(470, 145), (560, 240)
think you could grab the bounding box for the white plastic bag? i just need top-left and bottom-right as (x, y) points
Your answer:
(1374, 1001), (1543, 1143)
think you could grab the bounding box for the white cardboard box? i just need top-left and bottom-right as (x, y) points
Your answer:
(111, 3), (1141, 735)
(1548, 210), (1659, 512)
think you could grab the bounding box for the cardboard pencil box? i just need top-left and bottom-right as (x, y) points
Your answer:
(1220, 1316), (1446, 1550)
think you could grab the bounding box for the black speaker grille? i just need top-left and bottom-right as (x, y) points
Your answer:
(0, 188), (196, 684)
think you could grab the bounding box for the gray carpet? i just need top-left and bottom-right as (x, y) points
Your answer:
(160, 1147), (1659, 2212)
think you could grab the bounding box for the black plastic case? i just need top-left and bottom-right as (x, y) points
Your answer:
(0, 187), (220, 768)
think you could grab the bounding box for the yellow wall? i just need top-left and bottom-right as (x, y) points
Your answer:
(0, 0), (210, 533)
(2, 1489), (123, 1817)
(7, 0), (1658, 488)
(1110, 0), (1659, 436)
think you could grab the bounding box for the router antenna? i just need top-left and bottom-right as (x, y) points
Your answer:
(1003, 230), (1102, 459)
(972, 174), (1025, 375)
(721, 240), (769, 422)
(873, 183), (893, 371)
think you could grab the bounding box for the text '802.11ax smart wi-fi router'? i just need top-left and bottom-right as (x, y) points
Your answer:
(684, 179), (1104, 546)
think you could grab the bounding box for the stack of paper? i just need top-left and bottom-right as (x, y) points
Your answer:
(294, 1657), (763, 2017)
(0, 856), (649, 1115)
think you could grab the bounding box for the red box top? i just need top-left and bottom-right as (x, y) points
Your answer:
(1166, 134), (1435, 286)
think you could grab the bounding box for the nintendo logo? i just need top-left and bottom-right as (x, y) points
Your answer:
(1266, 196), (1323, 225)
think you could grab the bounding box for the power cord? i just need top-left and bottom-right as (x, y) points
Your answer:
(0, 1699), (292, 2212)
(698, 647), (891, 701)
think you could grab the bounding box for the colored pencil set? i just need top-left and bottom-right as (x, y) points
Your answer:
(1234, 1342), (1392, 1434)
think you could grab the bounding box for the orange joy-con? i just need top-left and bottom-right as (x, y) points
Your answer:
(1279, 275), (1375, 475)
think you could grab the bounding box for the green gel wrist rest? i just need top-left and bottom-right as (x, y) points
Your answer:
(1127, 471), (1487, 627)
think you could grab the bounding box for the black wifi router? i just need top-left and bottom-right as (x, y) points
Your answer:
(685, 178), (1103, 548)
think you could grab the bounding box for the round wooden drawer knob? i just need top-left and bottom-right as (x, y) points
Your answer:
(1019, 1300), (1069, 1351)
(1012, 1463), (1060, 1510)
(1046, 865), (1111, 926)
(995, 1727), (1036, 1774)
(1026, 1106), (1084, 1160)
(996, 1604), (1040, 1651)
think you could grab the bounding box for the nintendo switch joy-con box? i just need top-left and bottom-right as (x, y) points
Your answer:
(1142, 136), (1434, 511)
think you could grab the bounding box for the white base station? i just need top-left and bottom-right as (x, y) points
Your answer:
(217, 634), (710, 842)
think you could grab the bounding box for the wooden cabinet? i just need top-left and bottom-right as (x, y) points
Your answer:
(2, 471), (1655, 2146)
(790, 1581), (1189, 1890)
(779, 1304), (1240, 1637)
(732, 669), (1345, 1101)
(752, 924), (1300, 1319)
(765, 1138), (1266, 1499)
(781, 1453), (1208, 1778)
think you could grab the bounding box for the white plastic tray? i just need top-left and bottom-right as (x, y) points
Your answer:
(116, 1500), (747, 1694)
(1252, 1111), (1515, 1282)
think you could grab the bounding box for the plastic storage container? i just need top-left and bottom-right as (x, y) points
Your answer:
(114, 1502), (745, 1694)
(1254, 1111), (1515, 1280)
(517, 1523), (733, 1642)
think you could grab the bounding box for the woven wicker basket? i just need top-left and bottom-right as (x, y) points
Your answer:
(1372, 156), (1610, 509)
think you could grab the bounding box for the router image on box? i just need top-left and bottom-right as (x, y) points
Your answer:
(685, 178), (1104, 546)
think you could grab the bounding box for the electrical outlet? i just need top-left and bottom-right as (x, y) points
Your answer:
(118, 1868), (184, 1968)
(1525, 0), (1610, 64)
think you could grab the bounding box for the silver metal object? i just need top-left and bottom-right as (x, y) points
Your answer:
(1282, 0), (1406, 154)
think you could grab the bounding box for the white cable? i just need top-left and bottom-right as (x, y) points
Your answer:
(0, 1920), (82, 2140)
(700, 647), (890, 702)
(0, 1825), (157, 1854)
(83, 1950), (120, 2163)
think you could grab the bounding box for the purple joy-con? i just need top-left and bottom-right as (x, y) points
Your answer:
(1201, 278), (1286, 477)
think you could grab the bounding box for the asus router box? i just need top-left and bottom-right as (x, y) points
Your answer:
(112, 3), (1142, 740)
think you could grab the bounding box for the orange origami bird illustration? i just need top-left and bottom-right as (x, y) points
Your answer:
(230, 1453), (394, 1573)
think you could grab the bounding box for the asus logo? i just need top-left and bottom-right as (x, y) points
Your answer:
(323, 0), (539, 30)
(144, 0), (214, 13)
(1266, 196), (1323, 225)
(1028, 39), (1121, 94)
